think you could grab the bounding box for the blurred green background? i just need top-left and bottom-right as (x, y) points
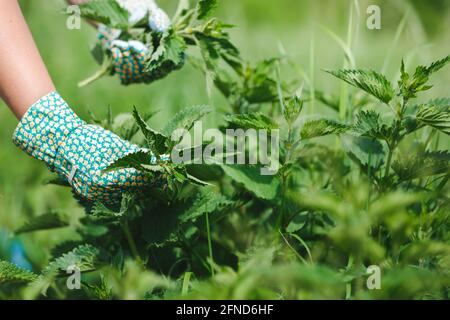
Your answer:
(0, 0), (449, 271)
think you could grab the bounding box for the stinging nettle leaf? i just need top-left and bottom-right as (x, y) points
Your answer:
(342, 135), (386, 170)
(221, 165), (280, 201)
(104, 150), (155, 172)
(78, 0), (129, 29)
(196, 0), (219, 20)
(179, 187), (233, 223)
(399, 56), (450, 100)
(133, 107), (169, 155)
(225, 113), (278, 130)
(163, 105), (212, 139)
(15, 211), (69, 235)
(422, 55), (450, 76)
(301, 119), (349, 140)
(416, 105), (450, 136)
(353, 110), (392, 141)
(43, 244), (106, 276)
(393, 151), (450, 182)
(0, 260), (38, 284)
(326, 69), (395, 104)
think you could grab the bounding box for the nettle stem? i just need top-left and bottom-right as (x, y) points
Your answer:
(278, 124), (294, 230)
(384, 145), (394, 178)
(121, 220), (142, 264)
(78, 57), (113, 87)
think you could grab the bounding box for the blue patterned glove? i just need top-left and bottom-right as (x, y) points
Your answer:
(98, 0), (173, 85)
(13, 92), (155, 204)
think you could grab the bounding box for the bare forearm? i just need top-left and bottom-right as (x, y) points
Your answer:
(0, 0), (54, 119)
(68, 0), (89, 4)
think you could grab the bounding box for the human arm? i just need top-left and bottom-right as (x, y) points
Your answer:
(0, 0), (55, 119)
(0, 1), (160, 205)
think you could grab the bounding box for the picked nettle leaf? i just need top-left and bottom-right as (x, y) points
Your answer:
(104, 150), (156, 172)
(196, 0), (219, 20)
(78, 0), (130, 29)
(133, 107), (169, 156)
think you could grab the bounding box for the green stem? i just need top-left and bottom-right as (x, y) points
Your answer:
(205, 212), (214, 276)
(122, 220), (142, 264)
(345, 255), (354, 300)
(384, 145), (394, 179)
(78, 57), (112, 87)
(181, 272), (192, 296)
(367, 151), (372, 212)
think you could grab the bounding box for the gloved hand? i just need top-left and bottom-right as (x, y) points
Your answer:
(98, 0), (173, 85)
(13, 92), (155, 205)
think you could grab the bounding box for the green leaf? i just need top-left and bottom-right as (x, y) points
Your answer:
(422, 55), (450, 76)
(78, 0), (129, 29)
(15, 211), (69, 235)
(416, 105), (450, 135)
(145, 33), (186, 72)
(283, 94), (304, 125)
(342, 135), (385, 170)
(196, 0), (219, 20)
(399, 56), (450, 100)
(0, 260), (38, 284)
(286, 211), (309, 233)
(43, 244), (106, 276)
(85, 275), (112, 300)
(90, 193), (140, 222)
(91, 42), (105, 65)
(393, 151), (450, 182)
(179, 188), (233, 223)
(133, 107), (169, 155)
(104, 150), (154, 172)
(141, 33), (186, 83)
(424, 98), (450, 111)
(353, 110), (392, 141)
(112, 111), (159, 141)
(326, 69), (395, 104)
(221, 165), (280, 200)
(161, 34), (187, 67)
(301, 119), (348, 140)
(141, 187), (232, 247)
(163, 105), (212, 140)
(225, 112), (278, 130)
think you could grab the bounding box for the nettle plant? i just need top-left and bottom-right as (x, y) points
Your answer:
(1, 0), (449, 300)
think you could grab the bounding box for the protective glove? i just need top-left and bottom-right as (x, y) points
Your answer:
(12, 91), (155, 205)
(98, 0), (173, 85)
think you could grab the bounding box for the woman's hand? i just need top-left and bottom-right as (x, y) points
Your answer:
(13, 92), (157, 205)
